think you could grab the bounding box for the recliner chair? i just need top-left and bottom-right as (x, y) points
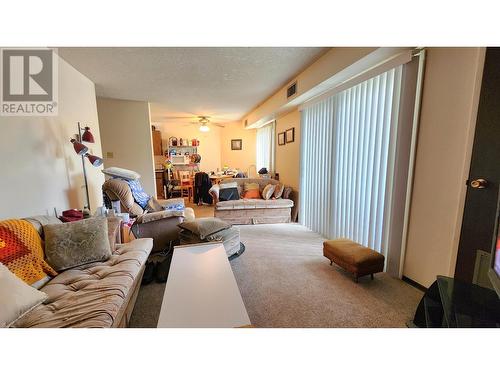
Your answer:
(102, 178), (195, 255)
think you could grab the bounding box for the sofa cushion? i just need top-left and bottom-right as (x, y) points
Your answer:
(0, 263), (48, 327)
(178, 217), (231, 240)
(216, 198), (294, 210)
(13, 238), (153, 328)
(43, 217), (112, 272)
(107, 217), (122, 251)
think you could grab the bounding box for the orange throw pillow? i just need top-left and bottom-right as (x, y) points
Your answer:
(242, 189), (261, 199)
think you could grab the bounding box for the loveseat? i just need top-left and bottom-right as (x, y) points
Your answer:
(209, 178), (295, 225)
(10, 216), (152, 328)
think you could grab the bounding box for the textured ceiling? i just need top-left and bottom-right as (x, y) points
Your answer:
(58, 47), (327, 123)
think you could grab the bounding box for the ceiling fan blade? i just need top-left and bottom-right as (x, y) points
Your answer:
(213, 123), (225, 128)
(161, 116), (194, 120)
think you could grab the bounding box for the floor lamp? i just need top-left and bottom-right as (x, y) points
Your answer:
(70, 122), (103, 210)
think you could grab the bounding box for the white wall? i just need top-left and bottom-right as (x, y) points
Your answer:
(155, 121), (222, 173)
(403, 48), (486, 287)
(0, 56), (104, 219)
(96, 98), (156, 196)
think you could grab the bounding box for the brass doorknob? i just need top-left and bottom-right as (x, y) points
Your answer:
(470, 178), (488, 189)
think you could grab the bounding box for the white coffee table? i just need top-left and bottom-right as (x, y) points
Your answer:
(157, 242), (251, 328)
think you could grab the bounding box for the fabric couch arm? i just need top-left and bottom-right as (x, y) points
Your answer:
(136, 210), (184, 224)
(131, 215), (184, 253)
(209, 184), (220, 204)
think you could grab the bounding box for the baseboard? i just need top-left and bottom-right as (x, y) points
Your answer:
(402, 276), (427, 292)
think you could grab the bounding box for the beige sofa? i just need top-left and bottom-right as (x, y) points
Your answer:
(12, 216), (152, 328)
(209, 178), (295, 225)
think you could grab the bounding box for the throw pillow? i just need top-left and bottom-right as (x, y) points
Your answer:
(106, 217), (121, 251)
(0, 219), (57, 288)
(102, 167), (141, 180)
(178, 218), (231, 240)
(282, 186), (293, 199)
(0, 263), (48, 328)
(262, 184), (276, 200)
(43, 217), (112, 272)
(242, 189), (261, 199)
(219, 187), (240, 201)
(274, 183), (285, 199)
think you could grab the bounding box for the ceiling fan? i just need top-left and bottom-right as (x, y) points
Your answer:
(189, 116), (225, 132)
(159, 114), (230, 132)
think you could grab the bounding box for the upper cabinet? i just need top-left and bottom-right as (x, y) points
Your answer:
(152, 128), (163, 156)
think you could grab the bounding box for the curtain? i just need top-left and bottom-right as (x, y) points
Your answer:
(256, 121), (275, 172)
(300, 66), (402, 256)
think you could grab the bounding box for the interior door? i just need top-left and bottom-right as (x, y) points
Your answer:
(455, 48), (500, 284)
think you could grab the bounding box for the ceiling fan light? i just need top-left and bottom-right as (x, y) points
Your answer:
(199, 125), (210, 132)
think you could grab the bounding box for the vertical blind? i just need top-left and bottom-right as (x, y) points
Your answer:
(300, 66), (402, 255)
(256, 122), (275, 172)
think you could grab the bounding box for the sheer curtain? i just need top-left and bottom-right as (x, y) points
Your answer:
(256, 121), (275, 172)
(300, 66), (402, 256)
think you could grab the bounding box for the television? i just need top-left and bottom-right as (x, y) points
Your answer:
(488, 192), (500, 298)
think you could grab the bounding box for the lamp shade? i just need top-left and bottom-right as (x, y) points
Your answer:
(86, 153), (103, 167)
(71, 139), (88, 155)
(81, 127), (95, 143)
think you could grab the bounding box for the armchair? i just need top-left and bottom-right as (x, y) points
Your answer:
(102, 178), (195, 254)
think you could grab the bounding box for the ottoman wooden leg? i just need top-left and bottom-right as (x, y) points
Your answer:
(330, 260), (333, 266)
(371, 274), (374, 280)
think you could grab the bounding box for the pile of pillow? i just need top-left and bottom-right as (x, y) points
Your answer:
(0, 216), (121, 327)
(218, 181), (289, 201)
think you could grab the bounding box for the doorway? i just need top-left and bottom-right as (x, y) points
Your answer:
(455, 48), (500, 285)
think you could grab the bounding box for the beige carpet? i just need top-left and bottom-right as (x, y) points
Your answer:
(130, 223), (422, 328)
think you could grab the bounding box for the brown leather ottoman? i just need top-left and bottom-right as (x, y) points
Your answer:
(323, 239), (385, 282)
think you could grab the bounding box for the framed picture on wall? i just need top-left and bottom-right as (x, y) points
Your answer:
(231, 139), (242, 150)
(285, 127), (295, 143)
(278, 132), (286, 145)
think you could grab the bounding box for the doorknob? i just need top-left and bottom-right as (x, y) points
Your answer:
(470, 178), (488, 189)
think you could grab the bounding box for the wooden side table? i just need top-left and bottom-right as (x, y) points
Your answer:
(121, 220), (136, 244)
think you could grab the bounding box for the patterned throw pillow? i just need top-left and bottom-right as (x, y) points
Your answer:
(274, 183), (285, 199)
(262, 184), (276, 200)
(43, 217), (111, 272)
(0, 219), (57, 288)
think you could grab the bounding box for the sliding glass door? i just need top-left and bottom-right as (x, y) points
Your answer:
(300, 67), (403, 256)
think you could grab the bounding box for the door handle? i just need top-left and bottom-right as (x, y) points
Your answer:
(470, 178), (488, 189)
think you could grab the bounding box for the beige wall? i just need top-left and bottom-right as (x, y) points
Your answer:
(156, 121), (222, 173)
(0, 56), (104, 219)
(239, 47), (486, 287)
(220, 122), (256, 174)
(403, 48), (485, 287)
(97, 98), (156, 196)
(275, 110), (301, 190)
(243, 48), (377, 127)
